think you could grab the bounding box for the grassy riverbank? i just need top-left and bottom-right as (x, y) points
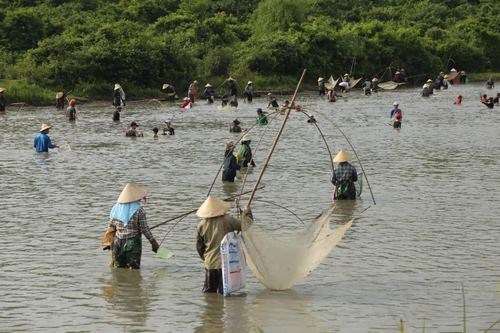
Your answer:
(1, 73), (498, 107)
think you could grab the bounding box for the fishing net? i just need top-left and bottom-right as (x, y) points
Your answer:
(240, 205), (353, 290)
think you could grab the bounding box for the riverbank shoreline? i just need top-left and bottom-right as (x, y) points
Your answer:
(1, 72), (499, 107)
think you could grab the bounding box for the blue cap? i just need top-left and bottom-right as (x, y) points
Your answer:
(256, 108), (263, 113)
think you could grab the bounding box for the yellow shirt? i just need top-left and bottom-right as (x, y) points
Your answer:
(197, 215), (241, 269)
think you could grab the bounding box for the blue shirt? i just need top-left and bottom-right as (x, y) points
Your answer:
(34, 133), (56, 152)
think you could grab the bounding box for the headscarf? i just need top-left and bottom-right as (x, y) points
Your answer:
(110, 202), (141, 226)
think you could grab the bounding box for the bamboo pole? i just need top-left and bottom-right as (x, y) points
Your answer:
(244, 69), (307, 211)
(150, 186), (264, 230)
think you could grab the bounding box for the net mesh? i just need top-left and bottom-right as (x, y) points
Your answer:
(240, 205), (353, 290)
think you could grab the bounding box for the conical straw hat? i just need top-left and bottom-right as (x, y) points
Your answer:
(333, 149), (352, 163)
(317, 77), (324, 82)
(0, 87), (6, 93)
(39, 123), (52, 132)
(114, 83), (121, 90)
(117, 182), (148, 203)
(196, 196), (231, 218)
(162, 83), (170, 90)
(55, 92), (64, 99)
(241, 134), (251, 142)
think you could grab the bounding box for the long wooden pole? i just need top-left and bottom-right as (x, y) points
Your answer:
(150, 186), (264, 230)
(244, 69), (307, 211)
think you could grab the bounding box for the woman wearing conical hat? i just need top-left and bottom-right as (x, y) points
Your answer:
(196, 196), (241, 293)
(105, 182), (159, 269)
(235, 134), (255, 168)
(34, 123), (59, 153)
(113, 83), (126, 107)
(331, 149), (358, 200)
(317, 77), (326, 96)
(222, 141), (239, 182)
(244, 81), (253, 102)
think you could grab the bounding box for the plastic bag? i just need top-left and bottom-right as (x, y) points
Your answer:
(221, 231), (246, 296)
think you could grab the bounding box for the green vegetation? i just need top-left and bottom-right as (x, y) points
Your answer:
(0, 0), (498, 105)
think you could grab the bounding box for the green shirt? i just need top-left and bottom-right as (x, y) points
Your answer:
(197, 215), (241, 269)
(256, 114), (268, 125)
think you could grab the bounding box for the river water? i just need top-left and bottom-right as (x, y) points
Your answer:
(1, 83), (499, 332)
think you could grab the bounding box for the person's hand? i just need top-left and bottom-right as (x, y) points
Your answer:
(102, 245), (111, 251)
(151, 240), (159, 253)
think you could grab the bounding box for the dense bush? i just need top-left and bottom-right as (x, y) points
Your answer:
(0, 0), (498, 100)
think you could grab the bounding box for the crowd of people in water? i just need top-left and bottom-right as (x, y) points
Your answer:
(1, 70), (497, 292)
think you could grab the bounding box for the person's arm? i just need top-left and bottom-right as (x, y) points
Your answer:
(331, 171), (337, 185)
(196, 230), (206, 260)
(47, 136), (58, 149)
(137, 208), (159, 252)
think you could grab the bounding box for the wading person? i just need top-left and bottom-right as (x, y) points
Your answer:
(203, 83), (215, 104)
(66, 99), (77, 122)
(162, 83), (176, 102)
(113, 84), (126, 107)
(163, 119), (175, 135)
(0, 87), (6, 112)
(55, 91), (67, 110)
(390, 102), (402, 128)
(113, 106), (122, 121)
(255, 108), (268, 125)
(126, 122), (143, 137)
(331, 149), (358, 200)
(235, 134), (255, 168)
(106, 182), (159, 269)
(229, 119), (242, 133)
(34, 123), (58, 152)
(318, 77), (325, 96)
(267, 93), (279, 108)
(243, 81), (253, 102)
(196, 196), (242, 293)
(188, 80), (199, 103)
(222, 141), (239, 182)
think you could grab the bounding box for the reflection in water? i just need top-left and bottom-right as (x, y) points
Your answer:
(101, 268), (150, 327)
(194, 290), (327, 333)
(248, 290), (329, 333)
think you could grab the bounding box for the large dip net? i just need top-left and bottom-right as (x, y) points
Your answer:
(240, 205), (353, 290)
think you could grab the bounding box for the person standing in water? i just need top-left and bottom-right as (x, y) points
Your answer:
(113, 84), (126, 107)
(235, 134), (255, 168)
(196, 196), (243, 293)
(66, 99), (77, 122)
(34, 123), (59, 152)
(390, 102), (402, 128)
(318, 77), (326, 96)
(222, 141), (239, 182)
(105, 182), (159, 269)
(243, 81), (253, 102)
(0, 87), (6, 112)
(255, 108), (268, 125)
(331, 149), (358, 200)
(229, 119), (242, 133)
(113, 106), (122, 121)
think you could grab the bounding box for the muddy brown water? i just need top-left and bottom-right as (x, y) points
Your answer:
(1, 83), (499, 332)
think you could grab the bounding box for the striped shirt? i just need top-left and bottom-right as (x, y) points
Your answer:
(109, 207), (155, 242)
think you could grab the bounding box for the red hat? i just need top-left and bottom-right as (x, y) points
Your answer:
(69, 99), (76, 106)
